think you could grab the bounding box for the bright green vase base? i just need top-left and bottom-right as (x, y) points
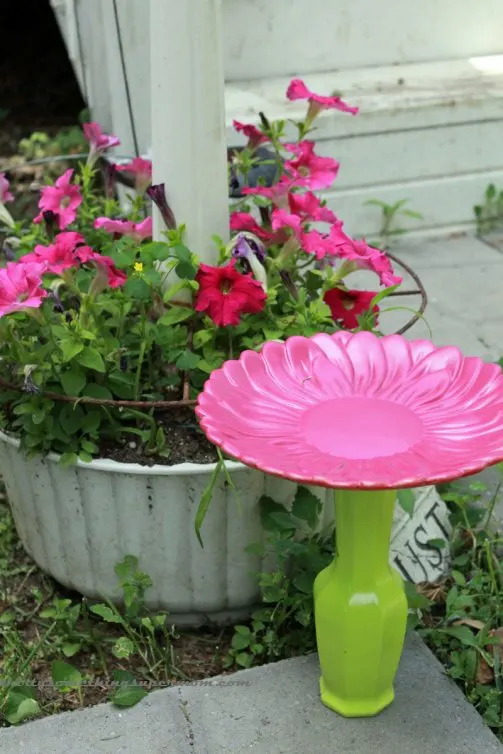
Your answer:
(314, 489), (408, 719)
(319, 677), (394, 717)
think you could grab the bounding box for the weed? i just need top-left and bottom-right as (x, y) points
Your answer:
(365, 198), (423, 248)
(0, 499), (229, 726)
(474, 184), (503, 236)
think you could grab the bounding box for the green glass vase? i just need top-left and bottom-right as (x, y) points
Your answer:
(313, 488), (408, 717)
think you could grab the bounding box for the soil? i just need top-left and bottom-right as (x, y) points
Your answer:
(99, 408), (220, 466)
(0, 498), (235, 724)
(0, 3), (85, 157)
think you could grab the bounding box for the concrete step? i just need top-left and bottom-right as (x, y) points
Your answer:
(0, 633), (501, 754)
(227, 57), (503, 238)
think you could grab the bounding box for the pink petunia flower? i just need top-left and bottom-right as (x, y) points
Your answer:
(284, 142), (339, 190)
(288, 191), (337, 224)
(0, 173), (14, 204)
(94, 216), (152, 243)
(241, 175), (295, 205)
(271, 208), (304, 240)
(116, 157), (152, 193)
(22, 232), (94, 275)
(230, 212), (285, 245)
(286, 78), (358, 117)
(83, 122), (120, 160)
(34, 169), (83, 230)
(301, 228), (343, 260)
(0, 262), (47, 317)
(232, 121), (269, 149)
(329, 226), (402, 287)
(91, 255), (127, 289)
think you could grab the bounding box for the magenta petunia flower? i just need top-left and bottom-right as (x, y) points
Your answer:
(197, 331), (503, 489)
(116, 157), (152, 193)
(0, 262), (47, 317)
(241, 175), (296, 203)
(91, 255), (127, 289)
(331, 229), (402, 287)
(288, 191), (337, 224)
(284, 141), (339, 190)
(0, 173), (13, 204)
(230, 212), (281, 244)
(83, 122), (120, 155)
(300, 227), (345, 260)
(271, 208), (303, 240)
(232, 120), (269, 149)
(22, 231), (93, 275)
(94, 216), (152, 243)
(286, 78), (359, 116)
(34, 169), (82, 230)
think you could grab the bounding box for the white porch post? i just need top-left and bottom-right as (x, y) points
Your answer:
(150, 0), (229, 262)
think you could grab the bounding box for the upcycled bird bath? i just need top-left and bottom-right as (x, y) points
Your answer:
(196, 331), (503, 717)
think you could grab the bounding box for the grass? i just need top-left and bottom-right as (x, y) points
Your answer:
(0, 493), (232, 726)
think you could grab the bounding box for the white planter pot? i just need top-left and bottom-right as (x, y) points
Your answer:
(0, 431), (451, 625)
(0, 431), (334, 626)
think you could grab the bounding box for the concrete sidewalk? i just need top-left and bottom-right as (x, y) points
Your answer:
(1, 633), (501, 754)
(372, 233), (503, 360)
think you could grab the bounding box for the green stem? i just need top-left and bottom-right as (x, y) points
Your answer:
(134, 326), (148, 401)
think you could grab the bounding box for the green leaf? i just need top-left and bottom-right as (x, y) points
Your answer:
(404, 581), (431, 609)
(397, 489), (415, 517)
(77, 348), (106, 372)
(59, 452), (78, 468)
(141, 241), (170, 261)
(259, 496), (295, 532)
(125, 278), (151, 299)
(292, 571), (314, 595)
(162, 280), (192, 301)
(81, 410), (101, 433)
(83, 384), (113, 400)
(81, 439), (99, 454)
(235, 652), (253, 668)
(234, 625), (251, 636)
(436, 626), (479, 647)
(60, 340), (84, 362)
(231, 633), (251, 650)
(427, 538), (446, 550)
(192, 329), (214, 349)
(4, 693), (40, 724)
(60, 366), (86, 397)
(31, 409), (46, 425)
(111, 684), (148, 708)
(157, 306), (194, 327)
(175, 260), (196, 279)
(113, 636), (135, 659)
(59, 404), (85, 435)
(175, 351), (201, 370)
(370, 285), (399, 308)
(291, 486), (321, 529)
(62, 642), (81, 658)
(194, 458), (223, 547)
(51, 660), (82, 691)
(90, 603), (123, 623)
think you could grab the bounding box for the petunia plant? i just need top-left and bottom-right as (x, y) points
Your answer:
(0, 82), (406, 465)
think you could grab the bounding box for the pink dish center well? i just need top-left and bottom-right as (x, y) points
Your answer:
(300, 397), (424, 460)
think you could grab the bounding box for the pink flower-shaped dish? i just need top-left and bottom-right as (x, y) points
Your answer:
(196, 332), (503, 489)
